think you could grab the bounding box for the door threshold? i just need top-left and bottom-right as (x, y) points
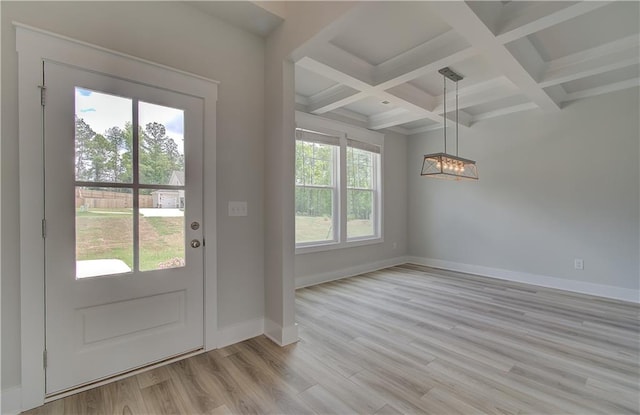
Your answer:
(44, 347), (204, 402)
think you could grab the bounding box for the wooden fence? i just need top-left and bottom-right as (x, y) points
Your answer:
(76, 188), (153, 209)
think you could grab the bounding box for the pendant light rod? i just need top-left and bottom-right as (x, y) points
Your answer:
(443, 74), (447, 155)
(456, 80), (459, 157)
(438, 67), (463, 156)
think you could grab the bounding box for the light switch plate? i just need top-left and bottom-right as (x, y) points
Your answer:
(228, 201), (247, 217)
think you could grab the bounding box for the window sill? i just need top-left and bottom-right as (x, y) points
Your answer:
(295, 236), (383, 255)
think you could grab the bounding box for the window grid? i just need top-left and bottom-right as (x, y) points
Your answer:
(295, 140), (338, 245)
(295, 124), (382, 250)
(346, 145), (378, 240)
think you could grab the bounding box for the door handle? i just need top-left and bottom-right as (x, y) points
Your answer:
(190, 239), (201, 248)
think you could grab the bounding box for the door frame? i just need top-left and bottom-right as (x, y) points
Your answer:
(16, 23), (219, 411)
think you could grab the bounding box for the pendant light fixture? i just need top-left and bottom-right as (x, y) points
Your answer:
(421, 67), (478, 180)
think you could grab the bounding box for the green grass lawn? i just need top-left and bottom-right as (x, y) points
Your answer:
(295, 215), (374, 243)
(76, 209), (184, 271)
(77, 210), (375, 273)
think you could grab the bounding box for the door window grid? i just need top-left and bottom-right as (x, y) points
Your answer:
(74, 87), (186, 278)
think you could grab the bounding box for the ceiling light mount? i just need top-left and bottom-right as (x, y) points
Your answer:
(421, 67), (478, 181)
(438, 67), (463, 82)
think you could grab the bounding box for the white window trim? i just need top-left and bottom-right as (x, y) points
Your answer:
(295, 111), (384, 254)
(15, 23), (218, 411)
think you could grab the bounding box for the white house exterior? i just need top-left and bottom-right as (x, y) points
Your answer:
(151, 171), (185, 208)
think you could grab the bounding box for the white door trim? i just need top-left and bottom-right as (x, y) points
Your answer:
(15, 23), (219, 411)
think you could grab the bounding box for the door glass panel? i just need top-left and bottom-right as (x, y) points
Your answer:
(74, 93), (188, 276)
(138, 101), (185, 186)
(139, 191), (185, 271)
(75, 88), (133, 183)
(75, 187), (133, 279)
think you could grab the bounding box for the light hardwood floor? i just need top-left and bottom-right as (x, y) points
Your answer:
(25, 264), (640, 414)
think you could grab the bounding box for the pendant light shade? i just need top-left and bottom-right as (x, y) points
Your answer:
(421, 67), (478, 181)
(421, 153), (478, 180)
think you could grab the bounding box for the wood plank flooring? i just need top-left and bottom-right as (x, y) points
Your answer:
(25, 264), (640, 414)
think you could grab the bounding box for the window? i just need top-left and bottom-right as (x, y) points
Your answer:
(295, 112), (383, 252)
(347, 140), (380, 239)
(295, 130), (339, 244)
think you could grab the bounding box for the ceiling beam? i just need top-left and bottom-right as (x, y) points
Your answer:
(297, 55), (372, 91)
(297, 55), (451, 128)
(305, 84), (364, 114)
(368, 109), (423, 130)
(300, 54), (519, 131)
(385, 83), (436, 113)
(295, 94), (309, 106)
(432, 77), (518, 113)
(496, 1), (609, 44)
(563, 78), (640, 102)
(407, 123), (441, 136)
(471, 102), (538, 123)
(406, 109), (478, 135)
(539, 35), (640, 88)
(373, 30), (476, 89)
(430, 1), (561, 113)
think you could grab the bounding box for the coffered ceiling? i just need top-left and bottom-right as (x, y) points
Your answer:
(293, 1), (640, 135)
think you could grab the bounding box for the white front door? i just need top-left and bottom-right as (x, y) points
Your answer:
(43, 61), (205, 394)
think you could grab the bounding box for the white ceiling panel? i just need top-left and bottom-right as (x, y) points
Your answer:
(399, 118), (437, 130)
(295, 66), (339, 98)
(409, 55), (501, 96)
(561, 65), (639, 94)
(460, 94), (531, 116)
(329, 2), (451, 66)
(343, 96), (398, 116)
(527, 1), (639, 62)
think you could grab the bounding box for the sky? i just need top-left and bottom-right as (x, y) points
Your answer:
(75, 87), (185, 153)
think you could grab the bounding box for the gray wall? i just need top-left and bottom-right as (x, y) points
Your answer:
(295, 131), (409, 283)
(408, 88), (639, 290)
(2, 1), (265, 389)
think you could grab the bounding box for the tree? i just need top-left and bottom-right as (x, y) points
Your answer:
(74, 118), (184, 187)
(139, 122), (184, 185)
(75, 116), (96, 181)
(295, 141), (333, 217)
(347, 148), (373, 220)
(87, 133), (111, 181)
(104, 126), (129, 182)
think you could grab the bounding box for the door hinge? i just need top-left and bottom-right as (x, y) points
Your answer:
(42, 218), (47, 239)
(202, 238), (206, 247)
(43, 349), (48, 369)
(38, 85), (46, 106)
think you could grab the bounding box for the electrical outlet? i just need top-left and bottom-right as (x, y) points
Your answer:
(574, 258), (584, 270)
(228, 201), (247, 217)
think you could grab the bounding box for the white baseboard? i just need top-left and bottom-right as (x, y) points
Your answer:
(264, 318), (299, 346)
(408, 256), (640, 304)
(1, 386), (22, 415)
(216, 317), (264, 348)
(295, 256), (410, 289)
